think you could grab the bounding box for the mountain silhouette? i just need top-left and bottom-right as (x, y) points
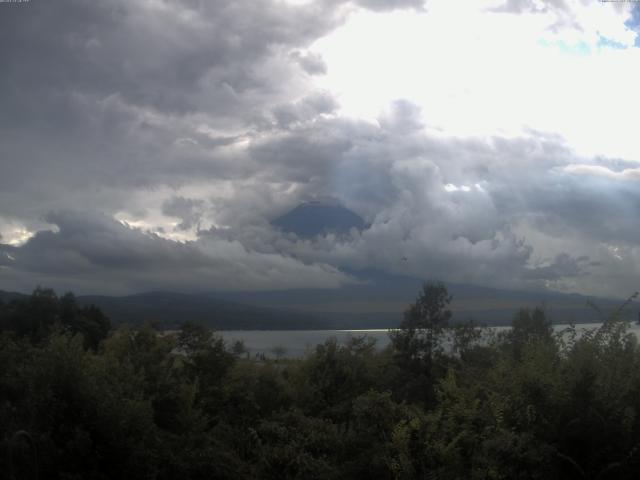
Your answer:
(272, 201), (366, 238)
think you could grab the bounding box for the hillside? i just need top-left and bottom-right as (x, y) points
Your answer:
(1, 277), (628, 330)
(76, 292), (328, 330)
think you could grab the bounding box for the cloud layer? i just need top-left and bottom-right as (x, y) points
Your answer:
(1, 0), (640, 297)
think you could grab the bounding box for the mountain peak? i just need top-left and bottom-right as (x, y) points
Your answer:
(272, 202), (366, 238)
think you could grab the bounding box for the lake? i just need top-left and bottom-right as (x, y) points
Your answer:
(219, 322), (640, 358)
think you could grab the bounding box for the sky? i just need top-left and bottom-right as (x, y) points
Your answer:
(1, 0), (640, 297)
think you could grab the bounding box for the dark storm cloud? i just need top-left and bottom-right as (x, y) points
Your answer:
(162, 196), (205, 231)
(203, 110), (604, 292)
(0, 0), (637, 296)
(0, 0), (342, 116)
(0, 0), (424, 224)
(290, 51), (328, 75)
(272, 91), (340, 129)
(523, 253), (587, 281)
(214, 96), (638, 297)
(489, 159), (640, 246)
(0, 0), (352, 222)
(18, 211), (208, 273)
(0, 211), (353, 294)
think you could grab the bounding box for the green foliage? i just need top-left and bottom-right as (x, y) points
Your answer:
(389, 281), (452, 405)
(3, 284), (640, 479)
(0, 287), (110, 348)
(505, 307), (554, 360)
(295, 336), (383, 423)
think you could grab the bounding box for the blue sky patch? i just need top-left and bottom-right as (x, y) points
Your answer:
(538, 39), (591, 55)
(597, 34), (627, 50)
(624, 4), (640, 47)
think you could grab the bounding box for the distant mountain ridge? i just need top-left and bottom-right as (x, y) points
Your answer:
(76, 292), (328, 330)
(1, 273), (630, 330)
(211, 270), (626, 327)
(0, 289), (326, 330)
(0, 290), (27, 303)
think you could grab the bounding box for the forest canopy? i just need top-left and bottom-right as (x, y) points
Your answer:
(2, 284), (640, 479)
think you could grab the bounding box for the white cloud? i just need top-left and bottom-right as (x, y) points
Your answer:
(563, 164), (640, 181)
(2, 0), (640, 297)
(310, 0), (640, 159)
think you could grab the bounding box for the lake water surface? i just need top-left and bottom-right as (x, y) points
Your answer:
(220, 323), (640, 358)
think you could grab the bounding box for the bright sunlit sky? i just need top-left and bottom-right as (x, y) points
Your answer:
(312, 2), (639, 158)
(1, 0), (640, 297)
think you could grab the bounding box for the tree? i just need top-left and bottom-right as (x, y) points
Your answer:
(0, 288), (110, 348)
(177, 321), (234, 415)
(391, 282), (452, 366)
(177, 321), (214, 354)
(507, 307), (553, 360)
(271, 345), (287, 361)
(389, 282), (452, 404)
(60, 292), (110, 349)
(231, 339), (247, 357)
